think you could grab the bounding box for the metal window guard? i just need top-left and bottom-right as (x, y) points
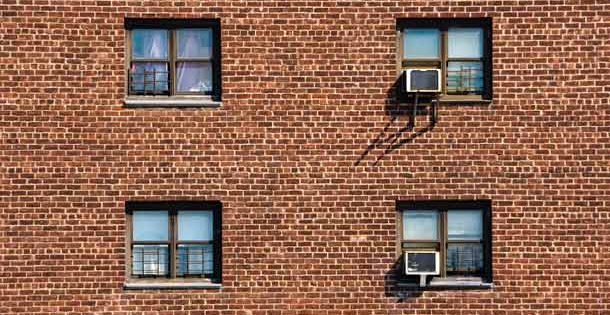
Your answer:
(176, 245), (214, 277)
(132, 246), (169, 277)
(446, 67), (483, 94)
(447, 244), (483, 276)
(129, 69), (170, 95)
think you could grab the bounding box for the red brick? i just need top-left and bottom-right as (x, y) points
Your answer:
(1, 0), (610, 314)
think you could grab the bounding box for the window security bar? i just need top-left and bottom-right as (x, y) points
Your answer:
(446, 67), (483, 94)
(132, 246), (169, 277)
(128, 69), (170, 95)
(176, 245), (214, 277)
(446, 244), (483, 275)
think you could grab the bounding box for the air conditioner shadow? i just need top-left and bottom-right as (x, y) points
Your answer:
(384, 255), (424, 301)
(354, 75), (435, 167)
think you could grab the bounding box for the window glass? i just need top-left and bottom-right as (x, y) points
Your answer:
(178, 211), (213, 241)
(130, 62), (169, 93)
(403, 210), (438, 240)
(132, 29), (168, 59)
(177, 244), (214, 276)
(132, 244), (169, 276)
(447, 243), (483, 274)
(132, 211), (169, 241)
(409, 69), (440, 91)
(447, 61), (483, 95)
(448, 27), (483, 58)
(176, 62), (213, 93)
(403, 28), (440, 59)
(448, 210), (482, 240)
(177, 29), (212, 59)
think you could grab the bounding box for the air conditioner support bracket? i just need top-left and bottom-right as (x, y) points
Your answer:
(412, 91), (418, 126)
(431, 94), (439, 126)
(419, 275), (427, 287)
(412, 92), (439, 127)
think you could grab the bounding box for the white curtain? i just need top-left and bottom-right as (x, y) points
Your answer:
(177, 62), (212, 92)
(132, 29), (168, 59)
(177, 28), (212, 58)
(176, 29), (212, 93)
(131, 30), (168, 92)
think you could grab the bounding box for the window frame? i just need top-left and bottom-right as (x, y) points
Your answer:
(125, 201), (222, 284)
(124, 18), (222, 101)
(397, 18), (493, 101)
(397, 200), (492, 284)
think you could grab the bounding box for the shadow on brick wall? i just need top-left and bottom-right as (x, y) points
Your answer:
(384, 255), (424, 301)
(354, 74), (434, 166)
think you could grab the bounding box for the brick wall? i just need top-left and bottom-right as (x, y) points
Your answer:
(1, 0), (610, 314)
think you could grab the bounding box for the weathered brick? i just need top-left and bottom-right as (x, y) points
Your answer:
(1, 0), (610, 314)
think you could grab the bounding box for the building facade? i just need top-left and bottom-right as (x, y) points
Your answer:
(1, 0), (610, 314)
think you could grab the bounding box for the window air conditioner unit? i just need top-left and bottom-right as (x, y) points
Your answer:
(404, 251), (440, 287)
(405, 69), (441, 93)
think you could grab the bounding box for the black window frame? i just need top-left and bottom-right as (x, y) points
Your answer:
(124, 18), (222, 101)
(397, 199), (492, 284)
(397, 18), (493, 101)
(125, 201), (222, 284)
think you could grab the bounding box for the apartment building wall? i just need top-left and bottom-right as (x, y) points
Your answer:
(1, 0), (610, 314)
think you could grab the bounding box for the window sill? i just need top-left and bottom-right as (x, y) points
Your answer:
(398, 95), (492, 106)
(124, 96), (221, 108)
(438, 98), (492, 105)
(123, 281), (222, 290)
(428, 277), (493, 289)
(396, 277), (493, 290)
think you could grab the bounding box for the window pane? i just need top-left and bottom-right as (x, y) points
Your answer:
(448, 27), (483, 58)
(446, 61), (483, 95)
(178, 211), (213, 241)
(448, 210), (483, 240)
(409, 69), (440, 91)
(176, 62), (212, 93)
(132, 245), (169, 276)
(403, 28), (440, 59)
(447, 243), (483, 275)
(129, 62), (169, 94)
(132, 211), (169, 241)
(177, 244), (214, 276)
(403, 210), (438, 241)
(132, 29), (168, 59)
(177, 28), (212, 58)
(406, 252), (437, 273)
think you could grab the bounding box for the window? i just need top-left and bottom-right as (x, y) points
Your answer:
(398, 18), (492, 101)
(125, 201), (222, 285)
(124, 19), (221, 104)
(398, 200), (492, 286)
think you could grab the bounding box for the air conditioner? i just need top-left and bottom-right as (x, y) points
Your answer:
(404, 251), (440, 287)
(404, 251), (440, 275)
(405, 69), (442, 93)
